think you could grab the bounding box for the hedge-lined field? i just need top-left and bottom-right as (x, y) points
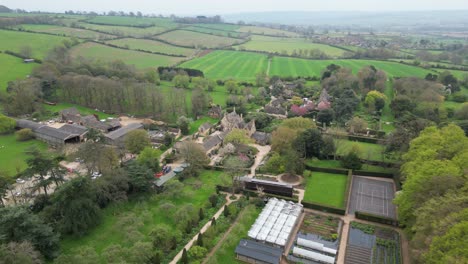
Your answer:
(303, 171), (348, 208)
(269, 56), (434, 78)
(105, 38), (196, 56)
(237, 25), (300, 37)
(69, 42), (184, 68)
(77, 23), (168, 38)
(16, 24), (115, 40)
(0, 53), (37, 92)
(237, 35), (347, 57)
(85, 16), (177, 28)
(155, 30), (241, 48)
(185, 26), (243, 38)
(180, 50), (268, 80)
(0, 29), (69, 59)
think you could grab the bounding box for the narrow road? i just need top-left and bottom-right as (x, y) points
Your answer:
(169, 195), (236, 264)
(248, 144), (271, 177)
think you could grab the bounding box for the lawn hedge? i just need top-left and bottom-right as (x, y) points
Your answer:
(355, 211), (399, 226)
(353, 170), (394, 179)
(301, 201), (346, 215)
(304, 165), (349, 175)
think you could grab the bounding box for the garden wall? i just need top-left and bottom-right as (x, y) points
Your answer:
(304, 165), (349, 175)
(355, 211), (399, 226)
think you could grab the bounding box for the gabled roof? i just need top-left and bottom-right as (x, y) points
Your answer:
(58, 124), (88, 135)
(252, 131), (270, 144)
(203, 134), (223, 151)
(105, 123), (144, 141)
(235, 239), (282, 264)
(60, 107), (80, 117)
(16, 119), (43, 131)
(36, 126), (79, 141)
(200, 122), (213, 131)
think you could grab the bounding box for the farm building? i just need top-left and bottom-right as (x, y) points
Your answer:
(58, 124), (88, 140)
(239, 177), (294, 197)
(208, 105), (222, 119)
(235, 239), (283, 264)
(59, 107), (121, 132)
(247, 198), (303, 248)
(16, 119), (81, 146)
(252, 131), (271, 146)
(290, 237), (337, 264)
(105, 123), (144, 145)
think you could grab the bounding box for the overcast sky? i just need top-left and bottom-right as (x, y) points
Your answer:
(1, 0), (467, 15)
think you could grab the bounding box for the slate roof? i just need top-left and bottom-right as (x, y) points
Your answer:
(16, 119), (43, 131)
(235, 239), (282, 264)
(58, 124), (88, 135)
(202, 133), (224, 151)
(105, 123), (144, 141)
(265, 105), (287, 115)
(252, 131), (271, 145)
(200, 122), (213, 131)
(36, 126), (79, 141)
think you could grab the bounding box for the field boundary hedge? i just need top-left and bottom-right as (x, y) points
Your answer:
(90, 40), (187, 57)
(4, 50), (42, 64)
(353, 170), (394, 179)
(215, 185), (299, 203)
(355, 211), (399, 226)
(80, 19), (155, 28)
(304, 165), (349, 175)
(301, 201), (346, 215)
(182, 28), (246, 40)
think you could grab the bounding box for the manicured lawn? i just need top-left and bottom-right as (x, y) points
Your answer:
(155, 30), (241, 48)
(269, 57), (433, 78)
(60, 170), (230, 262)
(303, 171), (348, 208)
(69, 42), (184, 68)
(43, 103), (116, 119)
(205, 204), (261, 264)
(305, 159), (394, 173)
(237, 26), (299, 37)
(180, 50), (268, 81)
(0, 134), (48, 177)
(0, 29), (69, 59)
(105, 38), (196, 56)
(336, 139), (388, 162)
(236, 35), (347, 57)
(189, 116), (219, 134)
(0, 53), (37, 93)
(16, 24), (115, 40)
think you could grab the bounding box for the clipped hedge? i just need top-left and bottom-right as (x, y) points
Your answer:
(157, 66), (205, 77)
(304, 165), (349, 175)
(301, 201), (346, 215)
(343, 170), (353, 213)
(353, 170), (394, 179)
(355, 211), (399, 226)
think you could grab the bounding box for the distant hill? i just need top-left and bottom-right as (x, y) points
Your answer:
(0, 5), (12, 13)
(223, 10), (468, 27)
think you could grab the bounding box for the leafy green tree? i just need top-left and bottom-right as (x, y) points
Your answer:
(340, 151), (362, 170)
(294, 128), (324, 159)
(225, 80), (238, 94)
(191, 88), (210, 118)
(15, 128), (34, 141)
(181, 249), (188, 264)
(125, 161), (154, 193)
(176, 141), (209, 177)
(0, 114), (16, 134)
(224, 129), (253, 145)
(177, 116), (191, 135)
(45, 177), (100, 237)
(424, 221), (468, 264)
(0, 241), (43, 264)
(245, 112), (272, 130)
(364, 90), (387, 113)
(0, 206), (59, 259)
(53, 246), (99, 264)
(124, 129), (150, 154)
(173, 74), (190, 88)
(24, 148), (56, 197)
(189, 246), (208, 261)
(137, 147), (161, 172)
(255, 72), (268, 87)
(317, 109), (335, 127)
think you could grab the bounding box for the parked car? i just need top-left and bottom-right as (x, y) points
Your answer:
(16, 178), (26, 184)
(155, 172), (164, 178)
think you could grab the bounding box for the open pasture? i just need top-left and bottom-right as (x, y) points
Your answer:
(193, 23), (241, 32)
(0, 53), (37, 92)
(85, 16), (177, 28)
(185, 25), (243, 38)
(155, 30), (241, 48)
(105, 38), (196, 56)
(0, 29), (69, 59)
(269, 57), (434, 78)
(69, 42), (184, 69)
(179, 50), (268, 81)
(236, 35), (347, 57)
(303, 171), (348, 208)
(237, 25), (300, 37)
(78, 22), (168, 38)
(16, 24), (115, 40)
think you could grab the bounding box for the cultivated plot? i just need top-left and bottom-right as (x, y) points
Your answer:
(348, 176), (396, 219)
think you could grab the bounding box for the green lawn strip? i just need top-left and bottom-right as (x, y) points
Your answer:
(156, 30), (239, 49)
(0, 134), (48, 178)
(336, 139), (388, 162)
(0, 29), (69, 59)
(305, 159), (394, 173)
(43, 103), (116, 120)
(303, 171), (347, 208)
(0, 53), (37, 93)
(60, 170), (229, 262)
(205, 204), (261, 264)
(189, 117), (219, 134)
(69, 42), (183, 69)
(77, 22), (168, 38)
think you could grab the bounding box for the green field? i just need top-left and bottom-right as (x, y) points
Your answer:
(236, 35), (347, 57)
(336, 139), (388, 162)
(85, 16), (177, 28)
(305, 159), (394, 173)
(237, 25), (299, 37)
(43, 103), (116, 120)
(16, 24), (115, 40)
(0, 134), (48, 177)
(105, 38), (195, 56)
(179, 50), (268, 80)
(78, 22), (168, 38)
(194, 23), (241, 32)
(0, 53), (37, 92)
(155, 30), (241, 48)
(69, 42), (184, 68)
(185, 26), (243, 38)
(205, 204), (261, 264)
(0, 29), (69, 59)
(303, 171), (348, 208)
(60, 170), (229, 262)
(189, 116), (219, 134)
(270, 57), (434, 78)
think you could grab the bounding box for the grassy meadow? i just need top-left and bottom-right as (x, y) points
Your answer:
(155, 30), (241, 48)
(185, 26), (243, 38)
(0, 53), (37, 92)
(78, 23), (168, 38)
(69, 42), (184, 68)
(336, 139), (389, 162)
(85, 16), (177, 28)
(105, 38), (196, 56)
(0, 29), (69, 59)
(16, 24), (115, 40)
(237, 35), (347, 57)
(0, 134), (48, 177)
(303, 171), (348, 208)
(237, 25), (299, 37)
(179, 50), (268, 81)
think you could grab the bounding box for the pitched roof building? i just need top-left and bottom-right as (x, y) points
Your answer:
(221, 109), (256, 136)
(16, 119), (81, 146)
(105, 123), (144, 144)
(235, 239), (282, 264)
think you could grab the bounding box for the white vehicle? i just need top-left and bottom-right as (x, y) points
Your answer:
(16, 178), (26, 184)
